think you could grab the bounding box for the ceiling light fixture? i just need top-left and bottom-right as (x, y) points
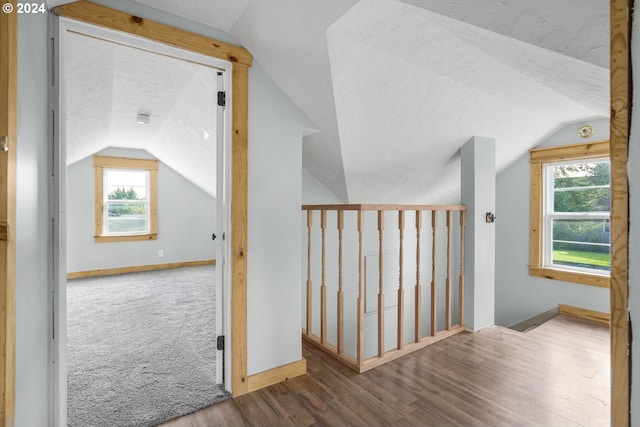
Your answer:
(136, 113), (151, 125)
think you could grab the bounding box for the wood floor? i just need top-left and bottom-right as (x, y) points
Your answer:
(159, 315), (609, 427)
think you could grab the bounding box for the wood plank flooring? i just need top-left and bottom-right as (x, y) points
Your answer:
(159, 315), (609, 427)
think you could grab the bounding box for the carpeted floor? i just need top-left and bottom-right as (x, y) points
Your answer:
(67, 265), (230, 427)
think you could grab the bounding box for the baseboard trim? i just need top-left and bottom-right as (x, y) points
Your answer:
(67, 259), (216, 279)
(509, 307), (559, 332)
(559, 304), (610, 325)
(247, 359), (307, 393)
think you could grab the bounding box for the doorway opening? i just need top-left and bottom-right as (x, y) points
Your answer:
(54, 17), (232, 426)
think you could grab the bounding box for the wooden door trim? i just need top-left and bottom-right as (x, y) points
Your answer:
(0, 1), (17, 425)
(610, 0), (631, 425)
(54, 1), (252, 397)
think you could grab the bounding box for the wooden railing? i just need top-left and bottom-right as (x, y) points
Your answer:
(302, 204), (467, 373)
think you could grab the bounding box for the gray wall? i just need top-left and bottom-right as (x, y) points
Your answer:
(302, 168), (342, 205)
(246, 64), (314, 375)
(15, 12), (49, 427)
(495, 118), (610, 327)
(461, 137), (496, 331)
(66, 148), (216, 273)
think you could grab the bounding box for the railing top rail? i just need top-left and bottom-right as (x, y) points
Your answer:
(302, 204), (467, 211)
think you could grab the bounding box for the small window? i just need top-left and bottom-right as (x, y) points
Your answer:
(529, 141), (611, 288)
(94, 155), (158, 243)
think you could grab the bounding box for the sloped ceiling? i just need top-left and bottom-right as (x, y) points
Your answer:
(58, 0), (609, 203)
(64, 30), (220, 196)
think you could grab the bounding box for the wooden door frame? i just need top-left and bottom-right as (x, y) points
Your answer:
(0, 1), (17, 426)
(610, 0), (632, 425)
(52, 0), (252, 401)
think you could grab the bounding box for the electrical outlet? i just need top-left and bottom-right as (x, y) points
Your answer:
(158, 249), (164, 258)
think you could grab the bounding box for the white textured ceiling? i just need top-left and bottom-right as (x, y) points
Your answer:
(327, 0), (608, 202)
(65, 31), (220, 196)
(58, 0), (609, 204)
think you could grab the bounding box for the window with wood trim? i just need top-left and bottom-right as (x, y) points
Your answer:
(94, 155), (158, 243)
(529, 141), (611, 288)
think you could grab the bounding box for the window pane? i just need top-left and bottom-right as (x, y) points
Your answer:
(552, 219), (610, 271)
(105, 170), (148, 201)
(552, 161), (610, 188)
(106, 202), (148, 233)
(553, 188), (610, 213)
(551, 161), (610, 213)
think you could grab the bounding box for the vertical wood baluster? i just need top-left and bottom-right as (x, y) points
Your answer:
(446, 210), (452, 331)
(357, 210), (364, 367)
(459, 210), (466, 327)
(378, 210), (385, 358)
(321, 210), (327, 344)
(306, 210), (312, 335)
(415, 210), (422, 343)
(337, 210), (344, 354)
(397, 210), (405, 350)
(431, 211), (437, 336)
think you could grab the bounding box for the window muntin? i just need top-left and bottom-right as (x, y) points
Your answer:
(93, 155), (158, 242)
(543, 159), (611, 274)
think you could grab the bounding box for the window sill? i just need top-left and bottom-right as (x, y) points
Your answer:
(94, 234), (157, 243)
(528, 266), (610, 288)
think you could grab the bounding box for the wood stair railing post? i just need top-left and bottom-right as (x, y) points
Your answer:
(357, 210), (365, 367)
(459, 209), (466, 327)
(446, 210), (452, 331)
(321, 210), (327, 344)
(415, 210), (422, 343)
(337, 210), (344, 354)
(431, 211), (437, 336)
(306, 210), (312, 335)
(397, 210), (405, 350)
(378, 210), (385, 358)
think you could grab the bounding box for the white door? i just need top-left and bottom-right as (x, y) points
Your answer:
(214, 71), (229, 386)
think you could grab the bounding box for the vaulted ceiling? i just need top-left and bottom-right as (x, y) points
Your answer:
(55, 0), (609, 203)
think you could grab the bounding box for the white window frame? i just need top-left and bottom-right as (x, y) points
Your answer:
(102, 168), (152, 236)
(542, 158), (611, 276)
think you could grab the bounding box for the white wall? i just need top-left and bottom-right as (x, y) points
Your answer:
(66, 148), (216, 272)
(461, 136), (496, 331)
(15, 12), (49, 427)
(246, 65), (314, 375)
(302, 168), (342, 205)
(495, 118), (610, 327)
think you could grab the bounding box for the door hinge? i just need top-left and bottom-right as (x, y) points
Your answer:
(216, 335), (225, 351)
(217, 91), (226, 107)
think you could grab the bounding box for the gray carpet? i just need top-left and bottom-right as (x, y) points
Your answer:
(67, 265), (230, 427)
